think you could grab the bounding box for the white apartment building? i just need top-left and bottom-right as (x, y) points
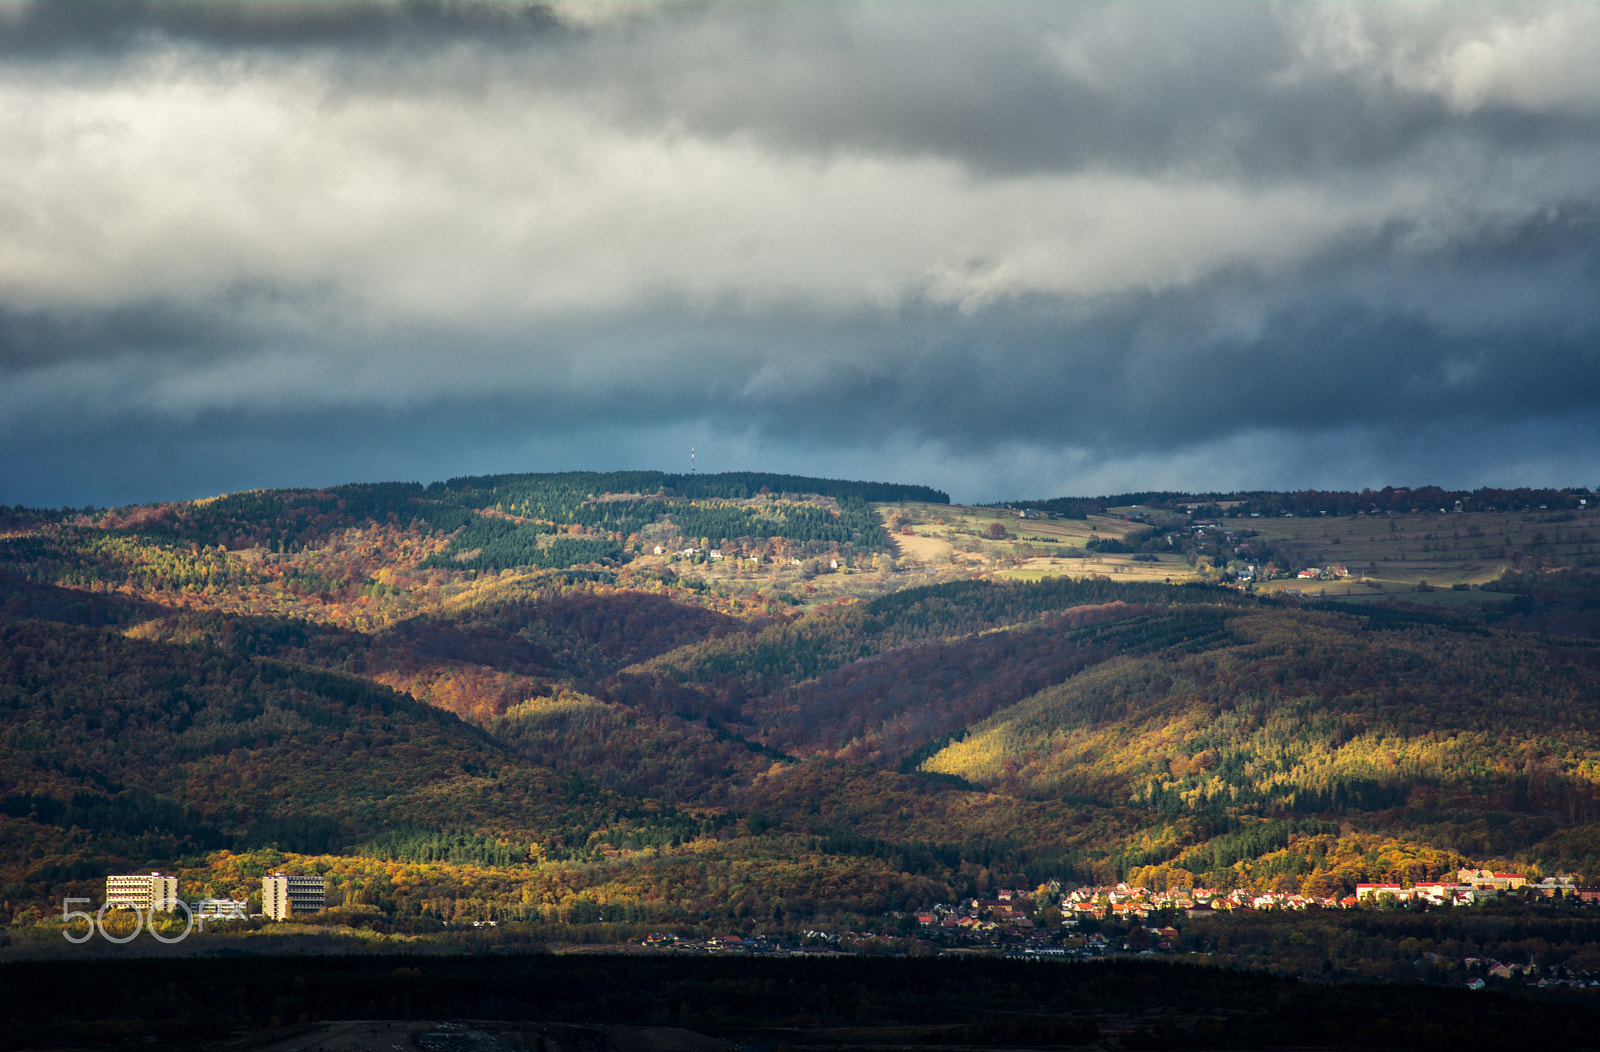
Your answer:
(105, 873), (179, 912)
(261, 873), (327, 920)
(196, 898), (249, 921)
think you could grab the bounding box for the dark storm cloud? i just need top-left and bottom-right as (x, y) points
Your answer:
(12, 211), (1588, 479)
(0, 0), (563, 54)
(568, 4), (1588, 181)
(8, 2), (1591, 177)
(0, 0), (1596, 506)
(0, 286), (318, 368)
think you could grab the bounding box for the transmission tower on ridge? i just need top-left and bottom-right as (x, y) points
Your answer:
(690, 446), (696, 474)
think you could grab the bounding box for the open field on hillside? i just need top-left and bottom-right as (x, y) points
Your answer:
(1324, 587), (1521, 608)
(1240, 505), (1599, 596)
(1044, 500), (1600, 602)
(641, 500), (1203, 606)
(1001, 551), (1196, 583)
(881, 501), (1203, 585)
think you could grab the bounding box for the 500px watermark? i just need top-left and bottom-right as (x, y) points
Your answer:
(60, 898), (196, 944)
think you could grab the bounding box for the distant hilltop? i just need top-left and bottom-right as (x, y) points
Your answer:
(1008, 484), (1592, 520)
(432, 470), (950, 507)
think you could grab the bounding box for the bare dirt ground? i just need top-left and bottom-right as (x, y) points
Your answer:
(888, 530), (953, 564)
(999, 554), (1197, 583)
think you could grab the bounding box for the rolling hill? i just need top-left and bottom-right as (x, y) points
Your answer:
(1, 470), (1598, 955)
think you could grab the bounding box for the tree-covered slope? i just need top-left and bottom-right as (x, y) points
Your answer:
(922, 609), (1600, 834)
(0, 618), (698, 878)
(4, 473), (1600, 935)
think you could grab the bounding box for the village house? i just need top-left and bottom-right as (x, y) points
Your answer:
(1411, 882), (1477, 906)
(917, 865), (1593, 948)
(1531, 876), (1577, 897)
(1355, 883), (1406, 902)
(1457, 868), (1527, 892)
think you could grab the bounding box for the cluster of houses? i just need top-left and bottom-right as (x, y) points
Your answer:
(642, 931), (865, 957)
(1295, 563), (1351, 581)
(1356, 870), (1597, 907)
(916, 889), (1043, 931)
(908, 870), (1597, 936)
(652, 544), (806, 566)
(1460, 958), (1600, 990)
(912, 883), (1340, 930)
(102, 866), (1595, 948)
(1178, 519), (1361, 587)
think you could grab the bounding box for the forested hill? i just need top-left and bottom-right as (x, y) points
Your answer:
(1017, 484), (1592, 519)
(0, 613), (702, 870)
(1, 470), (1599, 953)
(0, 470), (947, 579)
(416, 471), (948, 571)
(435, 470), (950, 505)
(922, 607), (1600, 830)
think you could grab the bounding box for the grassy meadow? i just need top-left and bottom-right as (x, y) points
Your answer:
(1241, 505), (1598, 597)
(634, 499), (1202, 608)
(628, 499), (1600, 605)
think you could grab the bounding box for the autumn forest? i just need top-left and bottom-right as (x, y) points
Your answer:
(2, 470), (1599, 987)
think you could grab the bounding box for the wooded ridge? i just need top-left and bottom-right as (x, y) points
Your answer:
(1, 471), (1597, 982)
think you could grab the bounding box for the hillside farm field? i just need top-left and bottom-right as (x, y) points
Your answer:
(880, 500), (1202, 585)
(868, 501), (1591, 594)
(1240, 505), (1599, 596)
(649, 499), (1202, 606)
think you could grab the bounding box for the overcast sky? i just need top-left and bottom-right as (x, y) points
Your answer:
(1, 0), (1596, 507)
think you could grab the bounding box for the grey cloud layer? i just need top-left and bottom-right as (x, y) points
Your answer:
(0, 0), (1595, 505)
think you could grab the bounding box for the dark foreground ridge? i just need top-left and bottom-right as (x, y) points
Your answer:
(4, 954), (1599, 1051)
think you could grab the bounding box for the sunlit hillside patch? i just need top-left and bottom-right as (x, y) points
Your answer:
(1244, 505), (1600, 596)
(869, 500), (1196, 585)
(920, 610), (1600, 829)
(1127, 831), (1473, 898)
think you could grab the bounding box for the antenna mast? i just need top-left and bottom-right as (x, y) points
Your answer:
(690, 446), (696, 474)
